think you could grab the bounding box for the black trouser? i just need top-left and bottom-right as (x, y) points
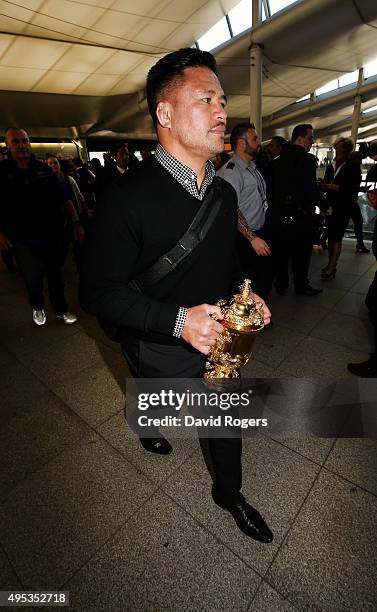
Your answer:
(13, 241), (68, 314)
(269, 220), (315, 292)
(121, 336), (242, 505)
(350, 202), (365, 246)
(366, 271), (377, 359)
(237, 229), (274, 300)
(61, 220), (89, 272)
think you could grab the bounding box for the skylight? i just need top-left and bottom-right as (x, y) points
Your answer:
(228, 0), (252, 36)
(269, 0), (299, 14)
(364, 58), (377, 79)
(316, 79), (339, 96)
(338, 70), (358, 87)
(363, 104), (377, 114)
(197, 16), (231, 51)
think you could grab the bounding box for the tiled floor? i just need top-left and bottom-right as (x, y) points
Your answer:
(1, 239), (376, 612)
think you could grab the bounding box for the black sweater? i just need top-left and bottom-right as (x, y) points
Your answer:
(79, 157), (242, 344)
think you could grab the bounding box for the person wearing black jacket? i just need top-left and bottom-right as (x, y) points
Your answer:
(80, 48), (273, 544)
(348, 187), (377, 377)
(321, 138), (362, 278)
(0, 127), (81, 326)
(264, 124), (323, 296)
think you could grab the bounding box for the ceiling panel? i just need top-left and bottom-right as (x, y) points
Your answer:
(0, 64), (45, 89)
(94, 50), (142, 76)
(0, 0), (40, 24)
(31, 69), (89, 93)
(42, 0), (106, 27)
(107, 72), (149, 95)
(73, 73), (122, 95)
(68, 0), (115, 8)
(1, 36), (67, 69)
(157, 0), (211, 22)
(0, 13), (30, 35)
(87, 11), (144, 39)
(131, 19), (177, 49)
(110, 0), (168, 13)
(0, 33), (15, 57)
(52, 44), (114, 72)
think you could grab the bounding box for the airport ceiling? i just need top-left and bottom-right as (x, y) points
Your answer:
(1, 0), (377, 144)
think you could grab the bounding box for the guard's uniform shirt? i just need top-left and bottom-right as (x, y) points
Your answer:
(217, 153), (267, 230)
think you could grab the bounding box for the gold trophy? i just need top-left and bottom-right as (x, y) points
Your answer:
(204, 279), (264, 379)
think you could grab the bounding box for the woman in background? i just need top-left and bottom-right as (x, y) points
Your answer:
(46, 155), (87, 269)
(321, 137), (361, 278)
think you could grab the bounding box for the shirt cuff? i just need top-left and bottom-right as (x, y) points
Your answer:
(173, 306), (188, 338)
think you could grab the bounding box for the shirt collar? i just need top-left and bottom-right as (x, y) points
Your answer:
(233, 153), (255, 171)
(155, 143), (215, 200)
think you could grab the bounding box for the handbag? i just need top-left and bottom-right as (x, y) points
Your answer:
(98, 177), (223, 341)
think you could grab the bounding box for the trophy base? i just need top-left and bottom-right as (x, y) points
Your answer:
(203, 366), (240, 380)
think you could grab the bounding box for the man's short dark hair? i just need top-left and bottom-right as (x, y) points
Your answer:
(270, 135), (289, 153)
(230, 123), (256, 150)
(291, 124), (313, 143)
(110, 143), (128, 156)
(146, 47), (218, 127)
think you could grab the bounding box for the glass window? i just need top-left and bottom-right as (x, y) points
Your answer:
(364, 58), (377, 79)
(316, 79), (339, 96)
(197, 16), (231, 51)
(338, 70), (358, 87)
(228, 0), (251, 36)
(269, 0), (300, 14)
(363, 104), (377, 114)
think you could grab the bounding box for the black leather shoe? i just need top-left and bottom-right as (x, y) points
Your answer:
(347, 359), (377, 378)
(140, 437), (173, 455)
(213, 493), (273, 543)
(295, 286), (323, 296)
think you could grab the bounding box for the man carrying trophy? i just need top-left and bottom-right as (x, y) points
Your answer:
(80, 48), (273, 543)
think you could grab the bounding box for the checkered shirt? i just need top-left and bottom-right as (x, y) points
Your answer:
(154, 143), (215, 200)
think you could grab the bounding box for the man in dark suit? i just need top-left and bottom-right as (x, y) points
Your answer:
(348, 187), (377, 377)
(80, 48), (273, 543)
(265, 124), (323, 296)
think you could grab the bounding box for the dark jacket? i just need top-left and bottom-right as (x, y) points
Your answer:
(265, 144), (321, 228)
(0, 155), (66, 244)
(324, 159), (361, 217)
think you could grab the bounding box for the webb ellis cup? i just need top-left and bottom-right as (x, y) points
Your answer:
(204, 279), (265, 379)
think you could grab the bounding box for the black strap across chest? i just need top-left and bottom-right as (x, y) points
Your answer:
(130, 177), (223, 292)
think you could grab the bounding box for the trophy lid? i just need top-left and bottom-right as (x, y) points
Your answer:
(223, 279), (264, 332)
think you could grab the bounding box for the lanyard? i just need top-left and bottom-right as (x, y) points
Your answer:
(247, 164), (268, 210)
(332, 161), (346, 182)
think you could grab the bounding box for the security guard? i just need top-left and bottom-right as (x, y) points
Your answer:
(217, 122), (273, 298)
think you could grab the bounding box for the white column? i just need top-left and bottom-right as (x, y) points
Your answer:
(250, 0), (263, 137)
(351, 68), (364, 144)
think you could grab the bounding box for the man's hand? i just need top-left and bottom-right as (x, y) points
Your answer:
(250, 292), (271, 326)
(250, 237), (271, 256)
(0, 231), (12, 251)
(181, 304), (224, 355)
(73, 223), (85, 242)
